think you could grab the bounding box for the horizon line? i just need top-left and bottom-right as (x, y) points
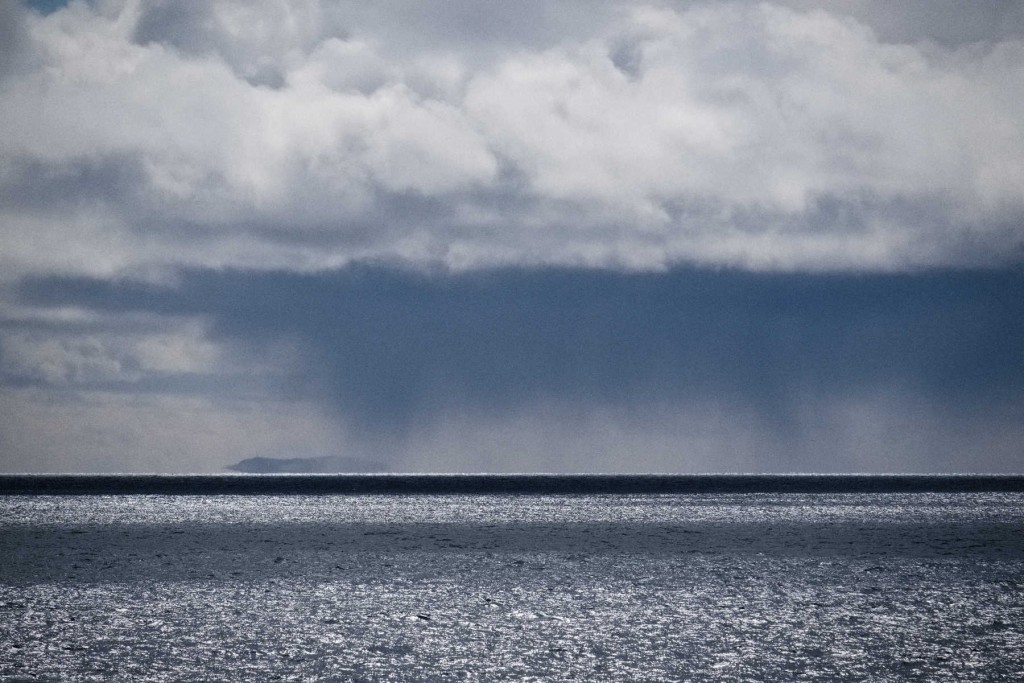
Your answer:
(3, 473), (1024, 495)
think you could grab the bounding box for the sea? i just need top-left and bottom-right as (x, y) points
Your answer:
(1, 475), (1023, 681)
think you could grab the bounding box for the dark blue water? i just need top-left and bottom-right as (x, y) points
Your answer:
(2, 473), (1023, 494)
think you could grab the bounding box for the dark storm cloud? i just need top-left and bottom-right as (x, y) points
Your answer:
(19, 265), (1024, 432)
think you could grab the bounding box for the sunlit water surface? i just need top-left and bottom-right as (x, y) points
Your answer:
(2, 493), (1023, 681)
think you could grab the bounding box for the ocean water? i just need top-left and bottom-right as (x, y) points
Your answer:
(2, 491), (1023, 681)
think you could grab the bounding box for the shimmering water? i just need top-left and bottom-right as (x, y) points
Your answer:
(2, 493), (1023, 681)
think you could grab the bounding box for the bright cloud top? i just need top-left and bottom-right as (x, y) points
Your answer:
(2, 0), (1022, 277)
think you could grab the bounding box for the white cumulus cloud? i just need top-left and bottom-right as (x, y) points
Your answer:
(0, 0), (1022, 279)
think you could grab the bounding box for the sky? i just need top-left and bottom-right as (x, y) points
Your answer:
(1, 0), (1022, 473)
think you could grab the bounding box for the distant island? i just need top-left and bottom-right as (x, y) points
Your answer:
(226, 455), (389, 474)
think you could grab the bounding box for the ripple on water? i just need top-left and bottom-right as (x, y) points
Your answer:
(1, 494), (1023, 681)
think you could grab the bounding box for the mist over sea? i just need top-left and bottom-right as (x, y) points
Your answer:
(2, 478), (1023, 680)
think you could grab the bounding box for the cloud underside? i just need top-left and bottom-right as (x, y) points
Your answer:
(1, 0), (1022, 277)
(6, 265), (1023, 473)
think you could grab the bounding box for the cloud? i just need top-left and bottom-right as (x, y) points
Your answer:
(779, 0), (1024, 46)
(132, 0), (327, 88)
(11, 264), (1024, 473)
(0, 0), (1021, 279)
(464, 5), (1024, 258)
(16, 262), (1024, 438)
(3, 1), (1023, 473)
(0, 332), (129, 385)
(0, 2), (32, 79)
